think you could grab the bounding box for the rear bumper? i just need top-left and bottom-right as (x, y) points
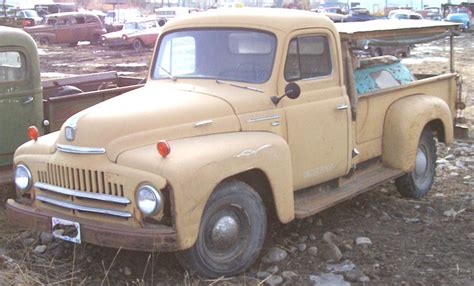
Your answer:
(6, 199), (178, 252)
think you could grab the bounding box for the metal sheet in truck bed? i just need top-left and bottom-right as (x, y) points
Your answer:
(336, 20), (460, 41)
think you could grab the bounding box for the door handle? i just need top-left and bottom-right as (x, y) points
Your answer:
(336, 104), (349, 110)
(22, 96), (34, 105)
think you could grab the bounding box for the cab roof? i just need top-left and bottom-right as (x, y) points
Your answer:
(163, 8), (335, 33)
(0, 26), (38, 54)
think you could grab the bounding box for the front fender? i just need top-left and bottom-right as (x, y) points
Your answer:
(382, 95), (453, 172)
(117, 132), (294, 249)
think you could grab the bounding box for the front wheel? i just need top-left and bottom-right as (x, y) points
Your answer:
(39, 37), (49, 45)
(395, 130), (437, 198)
(176, 180), (267, 278)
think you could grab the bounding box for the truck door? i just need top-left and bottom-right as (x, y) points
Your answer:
(281, 31), (351, 190)
(0, 49), (43, 167)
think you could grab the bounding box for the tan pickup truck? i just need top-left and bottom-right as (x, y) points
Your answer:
(6, 9), (465, 278)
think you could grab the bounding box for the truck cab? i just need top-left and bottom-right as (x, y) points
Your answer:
(0, 27), (44, 177)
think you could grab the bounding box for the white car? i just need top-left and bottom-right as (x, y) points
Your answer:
(389, 10), (423, 20)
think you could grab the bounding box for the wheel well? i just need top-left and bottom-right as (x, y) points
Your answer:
(425, 119), (446, 143)
(225, 169), (277, 220)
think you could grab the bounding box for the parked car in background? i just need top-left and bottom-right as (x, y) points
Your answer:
(365, 45), (411, 57)
(104, 9), (142, 32)
(389, 10), (423, 20)
(346, 8), (374, 22)
(15, 10), (43, 26)
(446, 11), (471, 31)
(101, 19), (158, 49)
(122, 26), (161, 51)
(425, 13), (443, 21)
(24, 12), (106, 46)
(313, 9), (347, 22)
(34, 3), (77, 17)
(154, 7), (192, 25)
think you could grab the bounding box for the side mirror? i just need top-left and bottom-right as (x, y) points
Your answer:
(285, 82), (301, 100)
(271, 82), (301, 105)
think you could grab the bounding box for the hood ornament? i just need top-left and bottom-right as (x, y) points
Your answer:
(63, 108), (91, 142)
(65, 126), (75, 141)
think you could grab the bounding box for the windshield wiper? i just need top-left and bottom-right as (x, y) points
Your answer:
(158, 65), (177, 81)
(216, 79), (264, 93)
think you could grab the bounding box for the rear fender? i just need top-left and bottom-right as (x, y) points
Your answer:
(117, 132), (294, 249)
(382, 95), (453, 172)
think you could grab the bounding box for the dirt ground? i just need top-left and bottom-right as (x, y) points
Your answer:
(0, 32), (473, 285)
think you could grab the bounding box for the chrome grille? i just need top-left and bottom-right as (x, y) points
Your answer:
(36, 164), (131, 219)
(38, 163), (125, 197)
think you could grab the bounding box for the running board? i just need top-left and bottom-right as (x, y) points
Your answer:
(294, 163), (404, 219)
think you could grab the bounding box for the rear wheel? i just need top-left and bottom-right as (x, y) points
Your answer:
(395, 130), (437, 198)
(91, 34), (101, 45)
(132, 39), (144, 52)
(176, 180), (267, 278)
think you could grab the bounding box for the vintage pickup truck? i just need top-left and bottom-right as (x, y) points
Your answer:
(0, 26), (144, 183)
(6, 9), (465, 277)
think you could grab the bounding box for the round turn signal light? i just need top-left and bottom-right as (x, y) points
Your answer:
(157, 140), (170, 158)
(27, 126), (39, 141)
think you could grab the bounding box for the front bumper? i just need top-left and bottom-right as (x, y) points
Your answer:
(6, 199), (178, 252)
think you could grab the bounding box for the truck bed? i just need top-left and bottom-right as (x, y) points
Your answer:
(41, 71), (144, 132)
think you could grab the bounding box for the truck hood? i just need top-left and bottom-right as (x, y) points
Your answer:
(56, 83), (240, 161)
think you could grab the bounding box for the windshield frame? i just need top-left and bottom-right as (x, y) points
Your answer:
(150, 27), (278, 84)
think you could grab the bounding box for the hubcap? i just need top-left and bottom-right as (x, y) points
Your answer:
(211, 215), (239, 249)
(415, 147), (428, 177)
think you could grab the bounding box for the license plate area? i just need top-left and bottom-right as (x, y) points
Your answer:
(52, 217), (81, 244)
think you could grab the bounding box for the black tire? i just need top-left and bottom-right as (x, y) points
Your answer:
(176, 179), (267, 278)
(373, 48), (383, 57)
(132, 39), (144, 52)
(395, 130), (437, 198)
(91, 34), (101, 45)
(402, 47), (411, 58)
(39, 37), (49, 45)
(158, 19), (167, 27)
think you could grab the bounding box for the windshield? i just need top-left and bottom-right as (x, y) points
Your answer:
(24, 10), (39, 17)
(152, 29), (276, 84)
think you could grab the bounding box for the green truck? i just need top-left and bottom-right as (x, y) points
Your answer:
(0, 26), (143, 183)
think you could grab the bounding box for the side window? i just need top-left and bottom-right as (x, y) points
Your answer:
(284, 39), (300, 80)
(0, 51), (26, 83)
(284, 35), (332, 81)
(75, 17), (85, 24)
(86, 17), (98, 23)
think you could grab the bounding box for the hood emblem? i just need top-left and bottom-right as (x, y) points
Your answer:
(65, 126), (75, 141)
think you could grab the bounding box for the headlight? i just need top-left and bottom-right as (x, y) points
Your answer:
(122, 34), (128, 40)
(15, 164), (32, 193)
(101, 36), (106, 42)
(136, 185), (162, 216)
